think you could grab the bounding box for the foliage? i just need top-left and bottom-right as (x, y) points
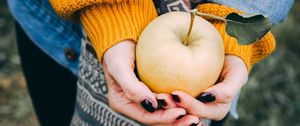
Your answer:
(0, 0), (38, 126)
(225, 1), (300, 126)
(225, 13), (272, 45)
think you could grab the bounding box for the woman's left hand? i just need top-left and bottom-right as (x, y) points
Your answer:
(170, 55), (248, 120)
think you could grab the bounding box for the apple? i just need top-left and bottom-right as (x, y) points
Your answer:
(136, 12), (224, 97)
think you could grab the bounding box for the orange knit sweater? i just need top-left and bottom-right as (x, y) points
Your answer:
(49, 0), (275, 70)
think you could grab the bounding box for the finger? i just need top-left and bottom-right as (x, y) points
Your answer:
(114, 70), (158, 112)
(104, 61), (158, 113)
(172, 91), (230, 120)
(156, 94), (177, 109)
(116, 102), (187, 125)
(173, 115), (200, 126)
(199, 82), (238, 103)
(103, 41), (158, 112)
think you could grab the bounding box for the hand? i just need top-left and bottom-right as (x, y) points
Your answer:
(170, 55), (248, 120)
(103, 40), (157, 112)
(103, 40), (201, 125)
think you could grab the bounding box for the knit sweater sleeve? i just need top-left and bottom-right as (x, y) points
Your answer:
(50, 0), (158, 62)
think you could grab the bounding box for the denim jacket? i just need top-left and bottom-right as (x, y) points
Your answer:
(8, 0), (294, 120)
(8, 0), (83, 75)
(8, 0), (294, 75)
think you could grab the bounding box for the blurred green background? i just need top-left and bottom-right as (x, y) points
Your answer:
(0, 0), (299, 126)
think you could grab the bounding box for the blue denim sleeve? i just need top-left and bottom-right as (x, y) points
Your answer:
(8, 0), (82, 75)
(208, 0), (294, 25)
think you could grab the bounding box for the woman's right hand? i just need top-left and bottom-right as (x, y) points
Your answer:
(103, 40), (201, 125)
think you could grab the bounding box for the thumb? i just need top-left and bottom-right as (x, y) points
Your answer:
(199, 63), (248, 103)
(104, 62), (157, 113)
(199, 81), (238, 103)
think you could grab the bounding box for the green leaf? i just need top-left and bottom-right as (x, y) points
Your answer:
(225, 13), (272, 45)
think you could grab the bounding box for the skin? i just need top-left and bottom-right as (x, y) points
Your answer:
(103, 40), (201, 125)
(103, 41), (248, 124)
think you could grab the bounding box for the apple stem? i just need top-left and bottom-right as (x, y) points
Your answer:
(193, 9), (226, 22)
(183, 12), (196, 46)
(183, 10), (227, 46)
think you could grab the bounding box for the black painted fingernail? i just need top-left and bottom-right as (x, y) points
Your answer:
(157, 99), (167, 108)
(176, 115), (185, 120)
(189, 123), (198, 126)
(141, 99), (156, 113)
(172, 94), (180, 103)
(197, 92), (216, 103)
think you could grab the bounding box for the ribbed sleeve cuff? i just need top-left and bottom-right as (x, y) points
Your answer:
(197, 3), (276, 71)
(213, 22), (253, 70)
(251, 33), (276, 64)
(50, 0), (125, 20)
(80, 0), (157, 62)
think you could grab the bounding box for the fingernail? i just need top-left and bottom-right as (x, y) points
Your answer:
(197, 92), (216, 103)
(172, 94), (180, 103)
(157, 99), (167, 108)
(141, 99), (156, 113)
(189, 123), (198, 126)
(176, 115), (185, 120)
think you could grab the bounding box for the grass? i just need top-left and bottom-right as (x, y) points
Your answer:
(225, 2), (300, 126)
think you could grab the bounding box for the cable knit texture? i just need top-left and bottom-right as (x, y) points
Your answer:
(197, 3), (276, 70)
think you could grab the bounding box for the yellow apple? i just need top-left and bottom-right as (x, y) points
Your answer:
(136, 12), (224, 97)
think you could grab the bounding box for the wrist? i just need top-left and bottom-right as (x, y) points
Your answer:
(80, 0), (157, 63)
(103, 40), (136, 65)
